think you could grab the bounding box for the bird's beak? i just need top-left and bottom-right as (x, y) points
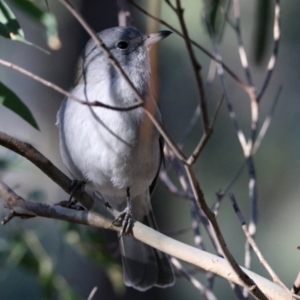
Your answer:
(144, 30), (172, 48)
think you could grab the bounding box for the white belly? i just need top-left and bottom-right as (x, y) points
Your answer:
(58, 94), (161, 202)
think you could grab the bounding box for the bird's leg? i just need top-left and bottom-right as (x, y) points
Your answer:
(55, 180), (86, 210)
(112, 188), (133, 236)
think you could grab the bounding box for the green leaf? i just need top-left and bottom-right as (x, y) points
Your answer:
(0, 0), (24, 39)
(0, 0), (49, 52)
(204, 0), (226, 36)
(0, 82), (39, 130)
(12, 0), (61, 50)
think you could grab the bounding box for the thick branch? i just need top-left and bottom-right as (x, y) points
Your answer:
(0, 131), (94, 210)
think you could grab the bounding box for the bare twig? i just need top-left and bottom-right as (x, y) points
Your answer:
(174, 0), (209, 133)
(0, 59), (142, 112)
(186, 94), (224, 165)
(206, 0), (232, 85)
(211, 161), (246, 215)
(185, 165), (268, 300)
(229, 194), (292, 296)
(253, 86), (282, 154)
(159, 170), (193, 199)
(129, 0), (251, 93)
(87, 286), (98, 300)
(0, 59), (143, 111)
(205, 20), (248, 153)
(232, 0), (255, 89)
(171, 257), (217, 300)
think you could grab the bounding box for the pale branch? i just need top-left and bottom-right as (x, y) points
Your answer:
(0, 180), (294, 300)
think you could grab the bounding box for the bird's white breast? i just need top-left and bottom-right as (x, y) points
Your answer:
(57, 82), (160, 202)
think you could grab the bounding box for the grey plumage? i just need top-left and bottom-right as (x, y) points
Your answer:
(57, 27), (174, 290)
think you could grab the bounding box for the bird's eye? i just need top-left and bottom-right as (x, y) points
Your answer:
(117, 41), (129, 50)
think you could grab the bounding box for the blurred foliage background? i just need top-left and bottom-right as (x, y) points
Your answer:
(0, 0), (300, 299)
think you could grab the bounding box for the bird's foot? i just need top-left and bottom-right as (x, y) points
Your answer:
(55, 200), (86, 211)
(112, 188), (133, 237)
(67, 179), (85, 207)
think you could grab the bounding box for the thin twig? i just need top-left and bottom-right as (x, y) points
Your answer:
(229, 194), (292, 296)
(171, 257), (217, 300)
(185, 165), (268, 300)
(159, 170), (193, 199)
(253, 86), (282, 154)
(232, 0), (255, 89)
(0, 59), (142, 112)
(211, 161), (246, 215)
(186, 94), (224, 165)
(206, 0), (232, 85)
(87, 286), (98, 300)
(174, 0), (209, 133)
(129, 0), (251, 93)
(205, 19), (248, 154)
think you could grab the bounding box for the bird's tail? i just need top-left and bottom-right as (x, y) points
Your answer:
(119, 210), (175, 291)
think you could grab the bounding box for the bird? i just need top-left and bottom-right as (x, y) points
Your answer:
(57, 26), (174, 291)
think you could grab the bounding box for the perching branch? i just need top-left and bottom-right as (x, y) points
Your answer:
(0, 180), (294, 300)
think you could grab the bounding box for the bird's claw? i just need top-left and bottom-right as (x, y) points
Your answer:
(112, 206), (133, 237)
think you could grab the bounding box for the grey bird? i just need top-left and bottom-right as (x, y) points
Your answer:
(57, 27), (174, 291)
